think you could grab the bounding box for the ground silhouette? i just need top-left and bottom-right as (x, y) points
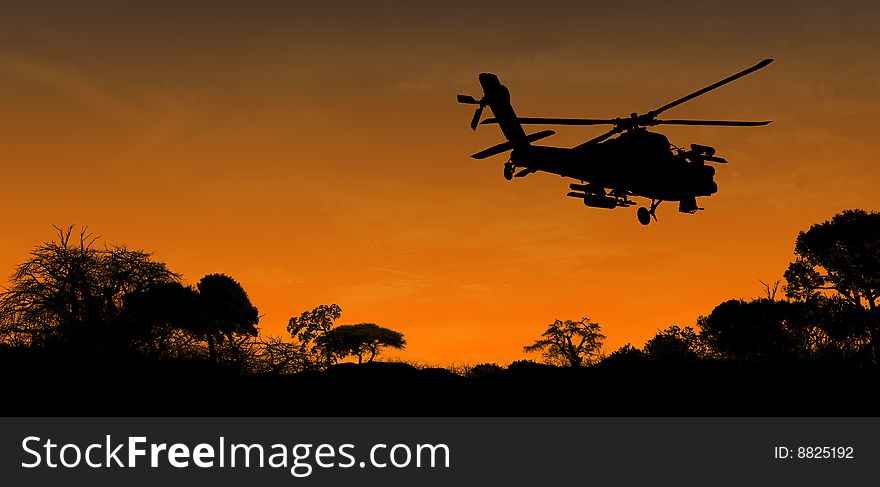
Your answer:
(1, 211), (878, 416)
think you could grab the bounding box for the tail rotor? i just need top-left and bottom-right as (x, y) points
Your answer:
(457, 94), (487, 130)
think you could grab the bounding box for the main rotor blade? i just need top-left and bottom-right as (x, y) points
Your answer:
(457, 94), (480, 104)
(704, 156), (728, 163)
(482, 117), (771, 127)
(482, 117), (617, 126)
(649, 59), (773, 117)
(652, 119), (772, 126)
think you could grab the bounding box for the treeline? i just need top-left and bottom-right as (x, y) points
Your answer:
(0, 226), (404, 375)
(520, 209), (879, 370)
(634, 208), (879, 368)
(1, 208), (878, 379)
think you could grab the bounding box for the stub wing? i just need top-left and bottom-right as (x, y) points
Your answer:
(470, 130), (556, 159)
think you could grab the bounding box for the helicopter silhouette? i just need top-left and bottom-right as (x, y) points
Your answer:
(458, 59), (773, 225)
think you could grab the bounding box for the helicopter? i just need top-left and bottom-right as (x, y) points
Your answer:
(457, 59), (773, 225)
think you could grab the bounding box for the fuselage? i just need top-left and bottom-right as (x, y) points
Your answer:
(510, 129), (718, 202)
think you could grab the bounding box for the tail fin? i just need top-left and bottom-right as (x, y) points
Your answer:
(459, 73), (554, 159)
(477, 73), (529, 147)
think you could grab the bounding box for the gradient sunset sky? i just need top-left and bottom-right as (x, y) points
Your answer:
(1, 1), (878, 364)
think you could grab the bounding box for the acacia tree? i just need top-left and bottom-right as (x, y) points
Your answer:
(784, 209), (880, 362)
(286, 304), (342, 369)
(323, 323), (405, 363)
(0, 226), (179, 348)
(523, 317), (605, 367)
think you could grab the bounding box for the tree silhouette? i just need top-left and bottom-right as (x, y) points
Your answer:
(466, 362), (504, 379)
(523, 317), (605, 367)
(601, 343), (646, 368)
(287, 304), (342, 369)
(0, 226), (178, 349)
(697, 299), (798, 362)
(784, 209), (880, 362)
(251, 335), (308, 374)
(121, 281), (200, 358)
(643, 325), (704, 364)
(323, 323), (405, 363)
(192, 273), (259, 366)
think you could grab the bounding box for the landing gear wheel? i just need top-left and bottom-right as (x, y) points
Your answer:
(503, 162), (515, 180)
(637, 207), (651, 225)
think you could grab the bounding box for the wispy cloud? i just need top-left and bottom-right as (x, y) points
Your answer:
(0, 52), (130, 121)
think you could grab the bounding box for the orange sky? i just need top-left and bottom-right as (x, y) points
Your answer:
(1, 1), (878, 364)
